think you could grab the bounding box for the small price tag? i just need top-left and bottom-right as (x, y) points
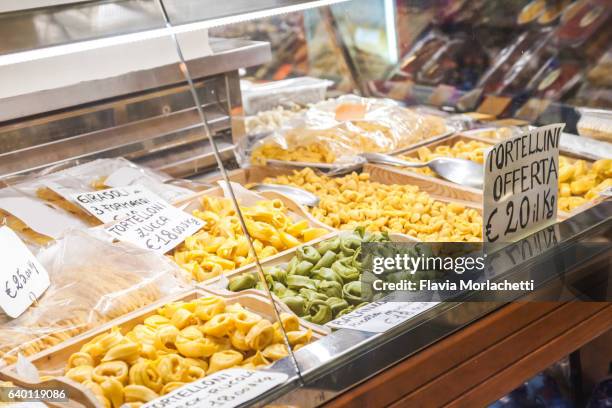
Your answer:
(483, 124), (564, 243)
(70, 185), (163, 223)
(141, 369), (288, 408)
(104, 200), (203, 254)
(599, 187), (612, 197)
(0, 227), (50, 318)
(326, 301), (439, 333)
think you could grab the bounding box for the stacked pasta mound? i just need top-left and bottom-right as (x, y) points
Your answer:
(172, 196), (328, 282)
(229, 228), (390, 324)
(400, 140), (490, 177)
(264, 168), (483, 242)
(64, 296), (311, 407)
(558, 158), (611, 212)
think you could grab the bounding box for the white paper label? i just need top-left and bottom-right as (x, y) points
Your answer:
(104, 167), (191, 203)
(70, 185), (164, 223)
(599, 187), (612, 197)
(104, 200), (203, 254)
(326, 301), (439, 333)
(0, 227), (50, 318)
(0, 196), (89, 239)
(483, 124), (563, 242)
(141, 369), (288, 408)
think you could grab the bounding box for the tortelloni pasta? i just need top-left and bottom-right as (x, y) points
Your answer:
(264, 168), (483, 242)
(171, 196), (328, 282)
(558, 158), (612, 212)
(64, 295), (312, 408)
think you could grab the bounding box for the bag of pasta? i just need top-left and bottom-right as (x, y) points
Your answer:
(248, 95), (449, 165)
(0, 229), (191, 367)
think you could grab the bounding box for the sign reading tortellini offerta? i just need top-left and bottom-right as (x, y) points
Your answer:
(104, 200), (203, 254)
(141, 369), (288, 408)
(483, 124), (564, 242)
(0, 226), (50, 318)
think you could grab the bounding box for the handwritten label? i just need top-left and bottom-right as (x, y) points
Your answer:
(142, 369), (288, 408)
(104, 167), (192, 202)
(0, 227), (50, 318)
(483, 124), (563, 243)
(599, 187), (612, 197)
(326, 301), (439, 333)
(70, 185), (163, 223)
(104, 200), (203, 254)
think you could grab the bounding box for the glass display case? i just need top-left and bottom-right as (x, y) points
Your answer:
(0, 1), (610, 407)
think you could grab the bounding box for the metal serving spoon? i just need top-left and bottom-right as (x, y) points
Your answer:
(249, 183), (320, 207)
(361, 152), (484, 189)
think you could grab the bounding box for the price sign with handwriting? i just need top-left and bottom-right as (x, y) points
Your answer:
(104, 200), (203, 254)
(483, 124), (563, 242)
(141, 369), (288, 408)
(326, 301), (439, 333)
(0, 227), (50, 318)
(70, 185), (163, 223)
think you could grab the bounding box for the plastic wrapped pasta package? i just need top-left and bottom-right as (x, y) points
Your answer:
(264, 168), (482, 242)
(248, 95), (449, 165)
(0, 230), (190, 366)
(228, 228), (390, 324)
(62, 295), (312, 406)
(170, 183), (330, 283)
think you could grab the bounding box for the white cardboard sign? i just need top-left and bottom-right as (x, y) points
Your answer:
(326, 301), (439, 333)
(104, 200), (203, 254)
(141, 369), (288, 408)
(70, 185), (164, 223)
(483, 124), (563, 242)
(0, 226), (50, 318)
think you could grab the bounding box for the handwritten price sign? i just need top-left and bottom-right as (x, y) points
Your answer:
(0, 227), (50, 318)
(483, 124), (563, 242)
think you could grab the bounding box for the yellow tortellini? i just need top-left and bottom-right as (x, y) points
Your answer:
(64, 296), (311, 407)
(400, 140), (490, 177)
(558, 158), (612, 212)
(264, 168), (483, 242)
(171, 196), (328, 282)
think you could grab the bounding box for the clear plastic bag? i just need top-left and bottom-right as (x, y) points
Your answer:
(244, 95), (449, 166)
(0, 229), (191, 366)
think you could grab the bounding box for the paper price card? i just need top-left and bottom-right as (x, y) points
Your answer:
(0, 226), (50, 318)
(326, 301), (439, 333)
(483, 124), (564, 243)
(141, 369), (288, 408)
(104, 200), (203, 254)
(70, 185), (164, 223)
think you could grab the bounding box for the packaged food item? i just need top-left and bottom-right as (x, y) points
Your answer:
(517, 0), (547, 25)
(477, 28), (554, 95)
(247, 96), (449, 165)
(228, 228), (389, 324)
(557, 0), (611, 47)
(241, 77), (333, 115)
(577, 108), (612, 141)
(61, 294), (312, 406)
(527, 59), (582, 101)
(0, 230), (190, 366)
(264, 168), (483, 242)
(388, 31), (449, 81)
(587, 46), (612, 87)
(244, 106), (305, 135)
(537, 0), (572, 24)
(171, 184), (330, 282)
